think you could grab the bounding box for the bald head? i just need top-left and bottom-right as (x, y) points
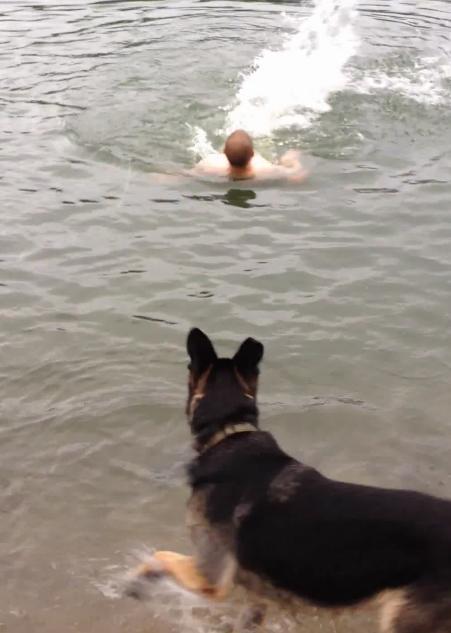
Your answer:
(224, 130), (254, 168)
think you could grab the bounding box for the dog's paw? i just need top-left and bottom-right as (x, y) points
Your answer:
(123, 557), (166, 600)
(237, 604), (267, 631)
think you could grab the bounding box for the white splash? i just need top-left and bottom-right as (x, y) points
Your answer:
(352, 55), (451, 106)
(187, 124), (216, 159)
(225, 0), (360, 136)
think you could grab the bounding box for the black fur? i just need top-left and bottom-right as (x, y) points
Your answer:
(186, 329), (451, 631)
(187, 327), (217, 378)
(187, 328), (262, 446)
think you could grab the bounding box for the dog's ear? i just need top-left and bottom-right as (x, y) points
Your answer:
(233, 337), (264, 376)
(187, 328), (217, 377)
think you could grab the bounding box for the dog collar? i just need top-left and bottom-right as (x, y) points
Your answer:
(199, 422), (257, 454)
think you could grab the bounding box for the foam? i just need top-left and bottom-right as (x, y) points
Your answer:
(187, 0), (451, 155)
(225, 0), (359, 137)
(351, 55), (451, 106)
(187, 123), (216, 159)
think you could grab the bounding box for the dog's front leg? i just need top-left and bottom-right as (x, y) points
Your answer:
(154, 550), (227, 597)
(127, 550), (234, 600)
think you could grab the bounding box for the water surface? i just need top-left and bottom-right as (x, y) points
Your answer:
(1, 1), (451, 631)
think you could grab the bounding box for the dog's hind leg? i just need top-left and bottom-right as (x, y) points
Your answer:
(379, 589), (410, 633)
(379, 583), (451, 633)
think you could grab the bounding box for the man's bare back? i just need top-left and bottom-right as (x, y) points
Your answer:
(192, 130), (307, 183)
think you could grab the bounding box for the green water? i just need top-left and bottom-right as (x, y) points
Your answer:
(1, 1), (451, 631)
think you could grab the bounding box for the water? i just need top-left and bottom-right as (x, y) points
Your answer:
(1, 1), (451, 631)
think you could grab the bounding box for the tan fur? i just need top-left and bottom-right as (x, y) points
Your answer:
(154, 552), (218, 596)
(186, 490), (237, 597)
(233, 367), (255, 398)
(378, 589), (409, 633)
(269, 463), (307, 503)
(188, 365), (212, 420)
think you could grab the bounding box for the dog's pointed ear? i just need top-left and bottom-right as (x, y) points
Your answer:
(187, 328), (217, 377)
(233, 337), (264, 376)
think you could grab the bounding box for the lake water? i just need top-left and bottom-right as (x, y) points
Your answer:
(1, 1), (451, 631)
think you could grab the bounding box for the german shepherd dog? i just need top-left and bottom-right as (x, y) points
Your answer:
(128, 328), (451, 632)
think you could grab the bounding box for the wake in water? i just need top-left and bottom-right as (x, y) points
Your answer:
(187, 123), (215, 159)
(226, 0), (359, 137)
(189, 0), (359, 157)
(353, 54), (451, 106)
(189, 0), (451, 158)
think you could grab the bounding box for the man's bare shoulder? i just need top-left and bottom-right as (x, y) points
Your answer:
(188, 149), (307, 183)
(250, 153), (274, 169)
(251, 152), (307, 182)
(193, 153), (229, 175)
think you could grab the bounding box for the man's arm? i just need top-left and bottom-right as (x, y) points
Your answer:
(279, 150), (308, 183)
(279, 149), (302, 169)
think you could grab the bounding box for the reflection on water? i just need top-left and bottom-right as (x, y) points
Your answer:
(186, 189), (258, 208)
(1, 0), (451, 632)
(222, 189), (257, 208)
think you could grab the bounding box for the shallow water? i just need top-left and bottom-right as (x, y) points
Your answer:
(1, 0), (451, 631)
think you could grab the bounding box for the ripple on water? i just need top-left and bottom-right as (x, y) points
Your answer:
(1, 2), (451, 633)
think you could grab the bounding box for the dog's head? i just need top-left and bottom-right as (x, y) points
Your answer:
(186, 328), (264, 449)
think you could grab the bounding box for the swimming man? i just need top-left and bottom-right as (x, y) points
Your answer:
(192, 129), (307, 182)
